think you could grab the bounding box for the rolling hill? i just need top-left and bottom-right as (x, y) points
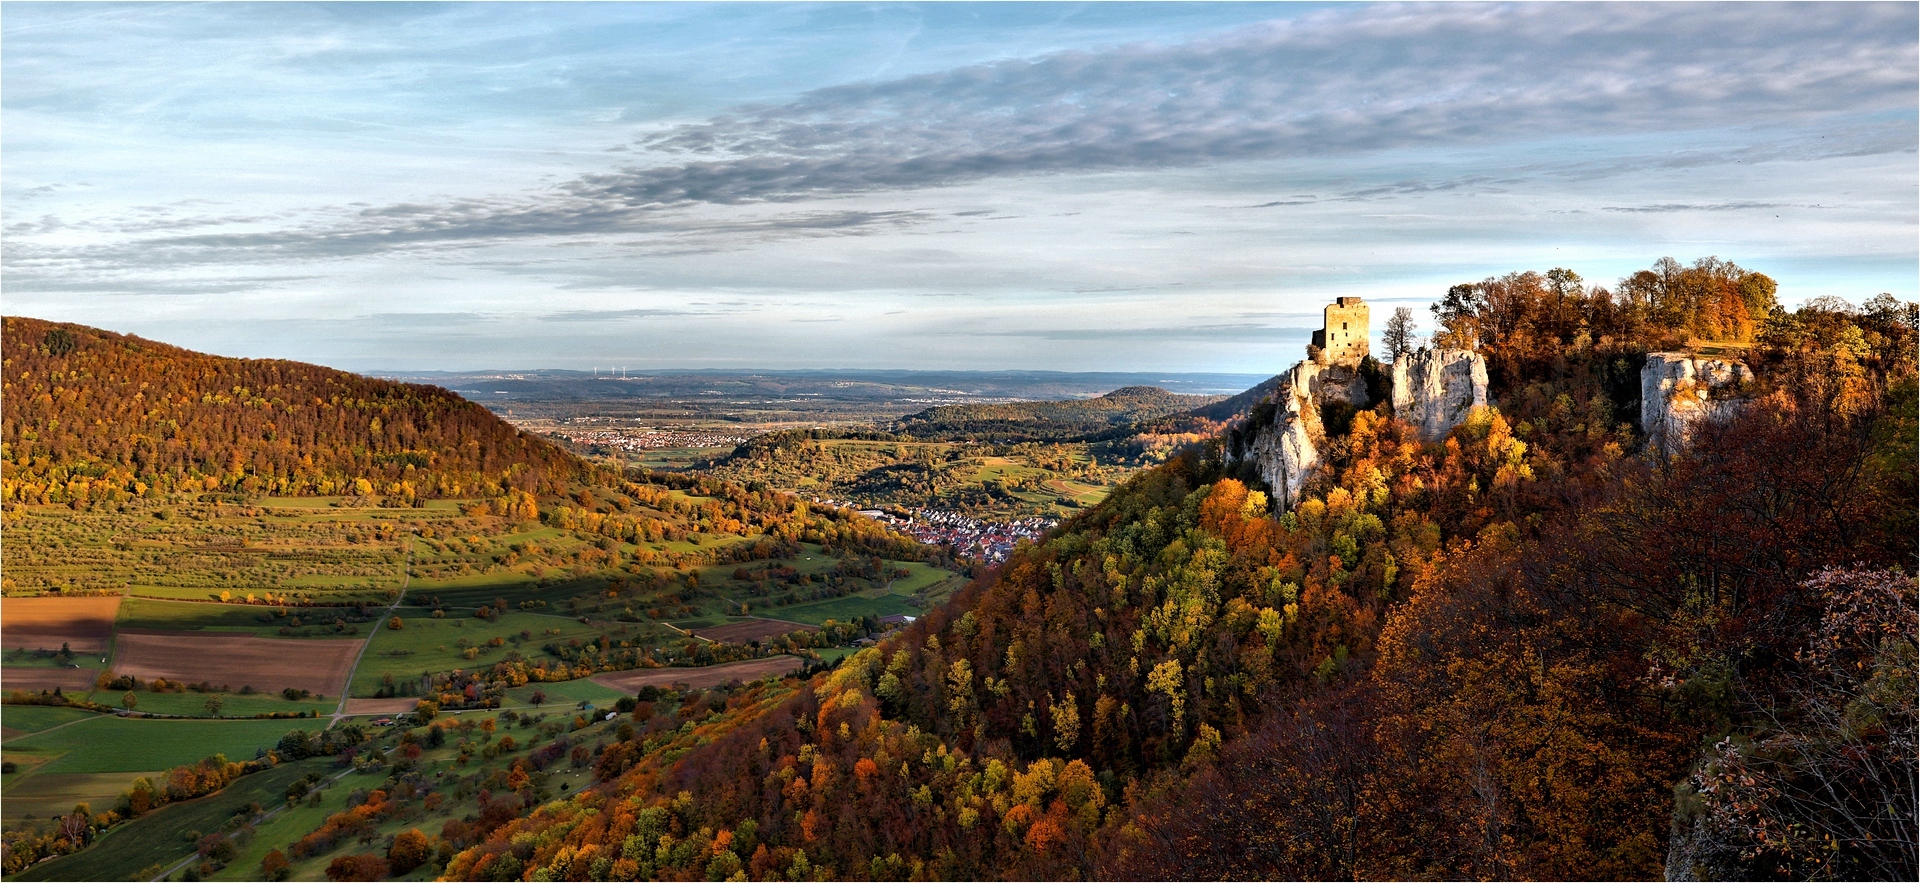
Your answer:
(0, 319), (968, 877)
(431, 273), (1917, 882)
(2, 317), (589, 506)
(7, 272), (1915, 881)
(890, 385), (1221, 442)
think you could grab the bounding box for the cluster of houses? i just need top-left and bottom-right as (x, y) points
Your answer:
(544, 425), (756, 452)
(845, 504), (1057, 564)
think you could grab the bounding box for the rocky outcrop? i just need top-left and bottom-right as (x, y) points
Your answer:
(1641, 353), (1753, 457)
(1391, 348), (1489, 443)
(1238, 358), (1369, 511)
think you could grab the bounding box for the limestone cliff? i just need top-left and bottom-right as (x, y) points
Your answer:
(1640, 353), (1753, 457)
(1391, 348), (1489, 443)
(1235, 358), (1368, 511)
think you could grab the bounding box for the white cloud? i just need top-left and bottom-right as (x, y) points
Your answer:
(2, 2), (1913, 371)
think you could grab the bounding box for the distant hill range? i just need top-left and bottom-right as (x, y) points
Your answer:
(373, 368), (1264, 405)
(891, 385), (1227, 442)
(1, 317), (587, 506)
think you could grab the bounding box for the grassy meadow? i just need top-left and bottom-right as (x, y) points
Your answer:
(14, 759), (328, 882)
(3, 479), (961, 880)
(4, 717), (307, 775)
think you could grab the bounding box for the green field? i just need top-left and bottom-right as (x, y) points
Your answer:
(3, 717), (309, 774)
(348, 610), (662, 697)
(0, 706), (100, 737)
(2, 768), (166, 822)
(885, 560), (959, 596)
(116, 598), (380, 640)
(769, 593), (920, 626)
(111, 691), (334, 718)
(15, 759), (329, 882)
(505, 678), (629, 708)
(814, 647), (859, 665)
(663, 542), (954, 630)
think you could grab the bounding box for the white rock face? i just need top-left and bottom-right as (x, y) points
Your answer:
(1391, 348), (1489, 443)
(1641, 353), (1753, 457)
(1239, 360), (1368, 510)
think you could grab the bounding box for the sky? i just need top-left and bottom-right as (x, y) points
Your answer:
(3, 1), (1915, 373)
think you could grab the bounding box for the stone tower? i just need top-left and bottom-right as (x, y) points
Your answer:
(1311, 296), (1369, 364)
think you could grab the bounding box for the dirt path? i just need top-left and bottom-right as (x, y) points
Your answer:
(0, 712), (98, 746)
(330, 539), (412, 727)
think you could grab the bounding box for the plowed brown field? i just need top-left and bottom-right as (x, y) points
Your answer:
(1, 596), (121, 652)
(590, 656), (803, 692)
(112, 630), (359, 696)
(341, 698), (419, 716)
(0, 667), (100, 692)
(690, 618), (817, 644)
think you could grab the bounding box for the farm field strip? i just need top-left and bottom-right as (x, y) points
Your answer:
(112, 630), (360, 697)
(684, 617), (820, 644)
(0, 706), (100, 739)
(3, 716), (314, 774)
(0, 667), (102, 692)
(115, 597), (379, 641)
(114, 691), (335, 718)
(14, 759), (335, 883)
(338, 697), (419, 715)
(590, 655), (804, 692)
(768, 592), (921, 626)
(346, 609), (626, 698)
(0, 769), (167, 822)
(0, 596), (121, 652)
(196, 766), (395, 883)
(505, 677), (629, 707)
(331, 539), (413, 722)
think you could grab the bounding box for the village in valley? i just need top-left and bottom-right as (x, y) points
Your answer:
(838, 504), (1056, 566)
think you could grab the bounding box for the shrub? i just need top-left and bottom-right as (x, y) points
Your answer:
(260, 849), (291, 881)
(388, 828), (431, 873)
(324, 853), (389, 882)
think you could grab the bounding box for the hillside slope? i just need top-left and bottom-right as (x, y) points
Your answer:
(891, 386), (1219, 442)
(438, 265), (1916, 882)
(2, 317), (587, 505)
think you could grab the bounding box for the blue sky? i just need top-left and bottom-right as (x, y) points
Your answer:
(4, 1), (1914, 372)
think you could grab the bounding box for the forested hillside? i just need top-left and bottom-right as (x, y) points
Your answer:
(2, 317), (588, 505)
(433, 260), (1916, 881)
(891, 386), (1219, 442)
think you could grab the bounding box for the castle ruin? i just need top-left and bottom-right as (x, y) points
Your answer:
(1234, 293), (1754, 514)
(1232, 295), (1484, 510)
(1311, 297), (1370, 365)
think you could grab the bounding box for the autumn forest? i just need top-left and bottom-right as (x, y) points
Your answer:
(2, 257), (1915, 882)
